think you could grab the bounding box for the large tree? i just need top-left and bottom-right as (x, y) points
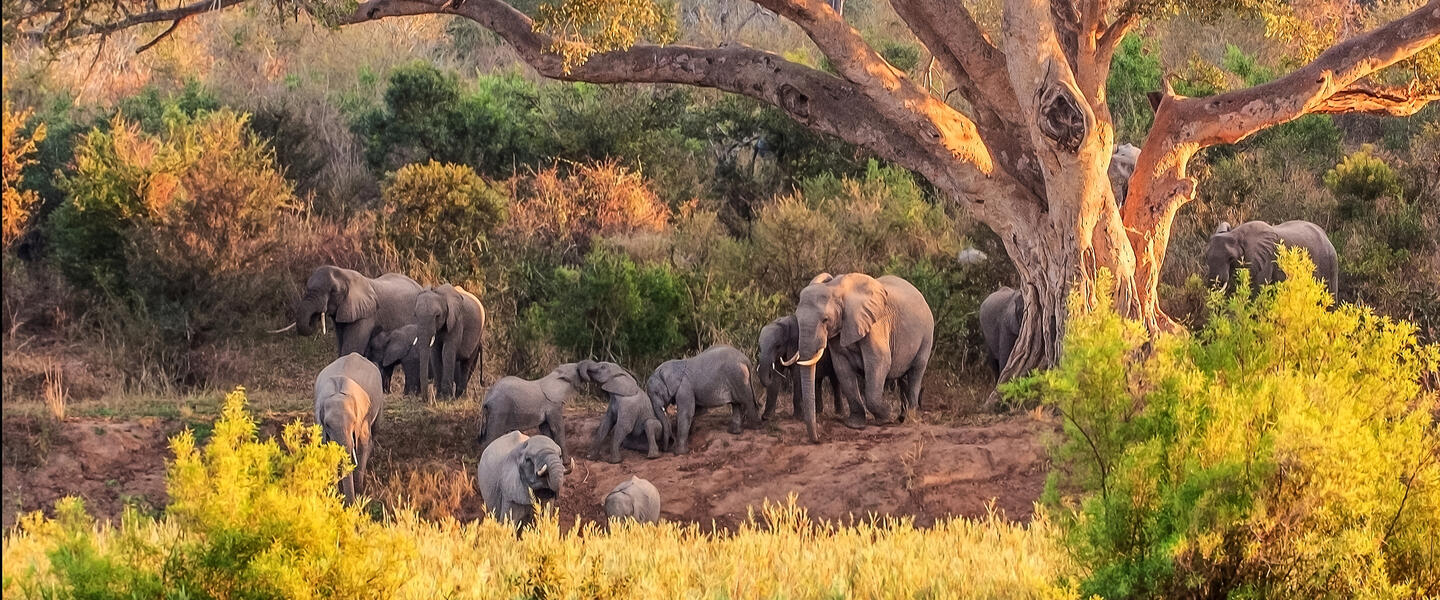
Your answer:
(10, 0), (1439, 392)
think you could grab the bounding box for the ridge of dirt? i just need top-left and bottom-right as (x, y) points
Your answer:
(2, 407), (1054, 530)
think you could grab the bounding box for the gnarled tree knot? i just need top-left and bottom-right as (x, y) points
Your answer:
(1036, 66), (1087, 153)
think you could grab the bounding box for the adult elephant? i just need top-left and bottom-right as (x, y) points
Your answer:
(1205, 221), (1338, 296)
(476, 431), (566, 527)
(757, 315), (840, 421)
(415, 284), (486, 401)
(479, 362), (584, 458)
(286, 266), (422, 392)
(647, 345), (758, 455)
(789, 273), (934, 441)
(314, 353), (384, 504)
(979, 287), (1024, 377)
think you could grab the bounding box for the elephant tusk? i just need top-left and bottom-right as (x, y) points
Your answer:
(429, 336), (436, 347)
(796, 347), (825, 367)
(779, 351), (801, 367)
(411, 337), (419, 346)
(537, 464), (548, 477)
(321, 314), (327, 336)
(267, 322), (297, 334)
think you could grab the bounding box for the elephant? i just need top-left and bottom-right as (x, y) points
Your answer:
(579, 360), (672, 456)
(415, 284), (486, 401)
(586, 368), (666, 463)
(647, 345), (758, 455)
(789, 273), (934, 441)
(756, 315), (840, 421)
(476, 430), (566, 527)
(1205, 220), (1338, 296)
(478, 363), (584, 459)
(604, 476), (661, 523)
(979, 287), (1024, 377)
(313, 353), (385, 504)
(287, 266), (422, 393)
(366, 324), (427, 396)
(1109, 143), (1141, 206)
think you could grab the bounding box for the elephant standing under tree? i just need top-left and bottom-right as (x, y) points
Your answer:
(580, 360), (666, 463)
(476, 431), (566, 527)
(415, 284), (486, 401)
(479, 363), (583, 459)
(1205, 220), (1339, 296)
(366, 324), (427, 396)
(288, 266), (422, 393)
(757, 315), (840, 421)
(604, 476), (661, 523)
(790, 273), (934, 441)
(647, 345), (758, 455)
(314, 353), (385, 504)
(980, 287), (1024, 378)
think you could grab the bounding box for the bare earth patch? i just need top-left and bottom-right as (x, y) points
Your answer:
(2, 405), (1052, 530)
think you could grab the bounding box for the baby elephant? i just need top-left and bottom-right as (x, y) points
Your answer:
(580, 360), (666, 463)
(648, 344), (758, 455)
(479, 363), (584, 458)
(604, 476), (660, 523)
(367, 324), (424, 396)
(314, 353), (385, 504)
(476, 430), (566, 527)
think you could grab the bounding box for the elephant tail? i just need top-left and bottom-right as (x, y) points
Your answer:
(478, 403), (494, 448)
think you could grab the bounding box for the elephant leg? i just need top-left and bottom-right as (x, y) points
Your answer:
(900, 344), (930, 422)
(674, 389), (696, 455)
(761, 372), (782, 421)
(860, 346), (892, 424)
(609, 415), (627, 464)
(589, 409), (616, 461)
(380, 363), (396, 394)
(338, 319), (375, 357)
(357, 437), (372, 496)
(643, 418), (662, 459)
(729, 403), (744, 435)
(826, 370), (844, 416)
(454, 358), (474, 398)
(830, 354), (867, 430)
(549, 409), (567, 463)
(442, 342), (459, 399)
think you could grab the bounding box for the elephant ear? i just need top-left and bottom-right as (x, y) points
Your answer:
(1242, 226), (1283, 280)
(649, 362), (683, 400)
(444, 288), (464, 334)
(839, 276), (888, 346)
(1010, 288), (1025, 325)
(336, 273), (377, 323)
(1214, 221), (1232, 236)
(600, 365), (644, 397)
(809, 272), (834, 286)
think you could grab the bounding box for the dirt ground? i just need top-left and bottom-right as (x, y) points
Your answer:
(2, 403), (1054, 531)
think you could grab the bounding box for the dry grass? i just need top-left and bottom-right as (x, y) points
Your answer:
(370, 459), (477, 522)
(41, 360), (66, 421)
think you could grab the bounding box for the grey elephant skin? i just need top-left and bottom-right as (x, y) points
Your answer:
(648, 345), (758, 455)
(604, 476), (661, 523)
(415, 284), (486, 401)
(757, 315), (840, 420)
(476, 431), (566, 527)
(1109, 143), (1140, 206)
(479, 363), (583, 458)
(980, 287), (1024, 377)
(792, 273), (934, 441)
(366, 324), (428, 396)
(580, 360), (666, 463)
(314, 353), (385, 504)
(293, 266), (422, 393)
(1206, 220), (1338, 296)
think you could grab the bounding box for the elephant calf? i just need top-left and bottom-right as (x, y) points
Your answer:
(582, 360), (666, 463)
(367, 324), (425, 396)
(479, 363), (584, 458)
(648, 345), (758, 455)
(314, 353), (385, 504)
(757, 314), (840, 421)
(980, 287), (1024, 377)
(476, 431), (566, 527)
(604, 476), (661, 523)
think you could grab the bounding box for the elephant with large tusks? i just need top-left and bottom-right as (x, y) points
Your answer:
(1205, 220), (1338, 296)
(476, 430), (566, 527)
(414, 284), (486, 401)
(604, 476), (660, 523)
(478, 363), (584, 459)
(979, 287), (1024, 377)
(281, 266), (422, 394)
(314, 353), (385, 504)
(790, 273), (934, 441)
(757, 315), (840, 420)
(647, 345), (758, 455)
(580, 360), (667, 463)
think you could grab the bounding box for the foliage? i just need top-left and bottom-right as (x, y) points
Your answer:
(1325, 145), (1404, 219)
(504, 160), (670, 258)
(380, 160), (509, 280)
(3, 101), (47, 249)
(536, 246), (688, 365)
(1009, 253), (1440, 598)
(1107, 35), (1163, 143)
(533, 0), (678, 71)
(879, 41), (922, 72)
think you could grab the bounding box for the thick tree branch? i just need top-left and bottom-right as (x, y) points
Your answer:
(27, 0), (246, 44)
(1310, 82), (1440, 116)
(1172, 0), (1440, 147)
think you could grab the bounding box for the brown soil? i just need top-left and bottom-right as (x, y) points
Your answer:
(2, 405), (1053, 531)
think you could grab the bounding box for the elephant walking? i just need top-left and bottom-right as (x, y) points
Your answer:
(604, 476), (661, 523)
(647, 345), (758, 455)
(314, 353), (385, 504)
(289, 266), (422, 393)
(479, 363), (584, 458)
(476, 431), (566, 527)
(979, 287), (1024, 377)
(757, 315), (840, 420)
(1205, 220), (1339, 296)
(415, 284), (486, 401)
(790, 273), (934, 441)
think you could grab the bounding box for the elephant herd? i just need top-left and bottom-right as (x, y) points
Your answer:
(296, 199), (1340, 524)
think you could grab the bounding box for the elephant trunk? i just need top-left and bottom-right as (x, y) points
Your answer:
(795, 331), (825, 443)
(417, 322), (439, 402)
(295, 293), (327, 337)
(647, 385), (674, 451)
(535, 456), (565, 499)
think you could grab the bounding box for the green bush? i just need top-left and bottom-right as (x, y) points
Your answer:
(879, 41), (922, 72)
(1107, 34), (1163, 142)
(1325, 145), (1404, 219)
(381, 160), (508, 280)
(1009, 251), (1440, 598)
(538, 247), (688, 365)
